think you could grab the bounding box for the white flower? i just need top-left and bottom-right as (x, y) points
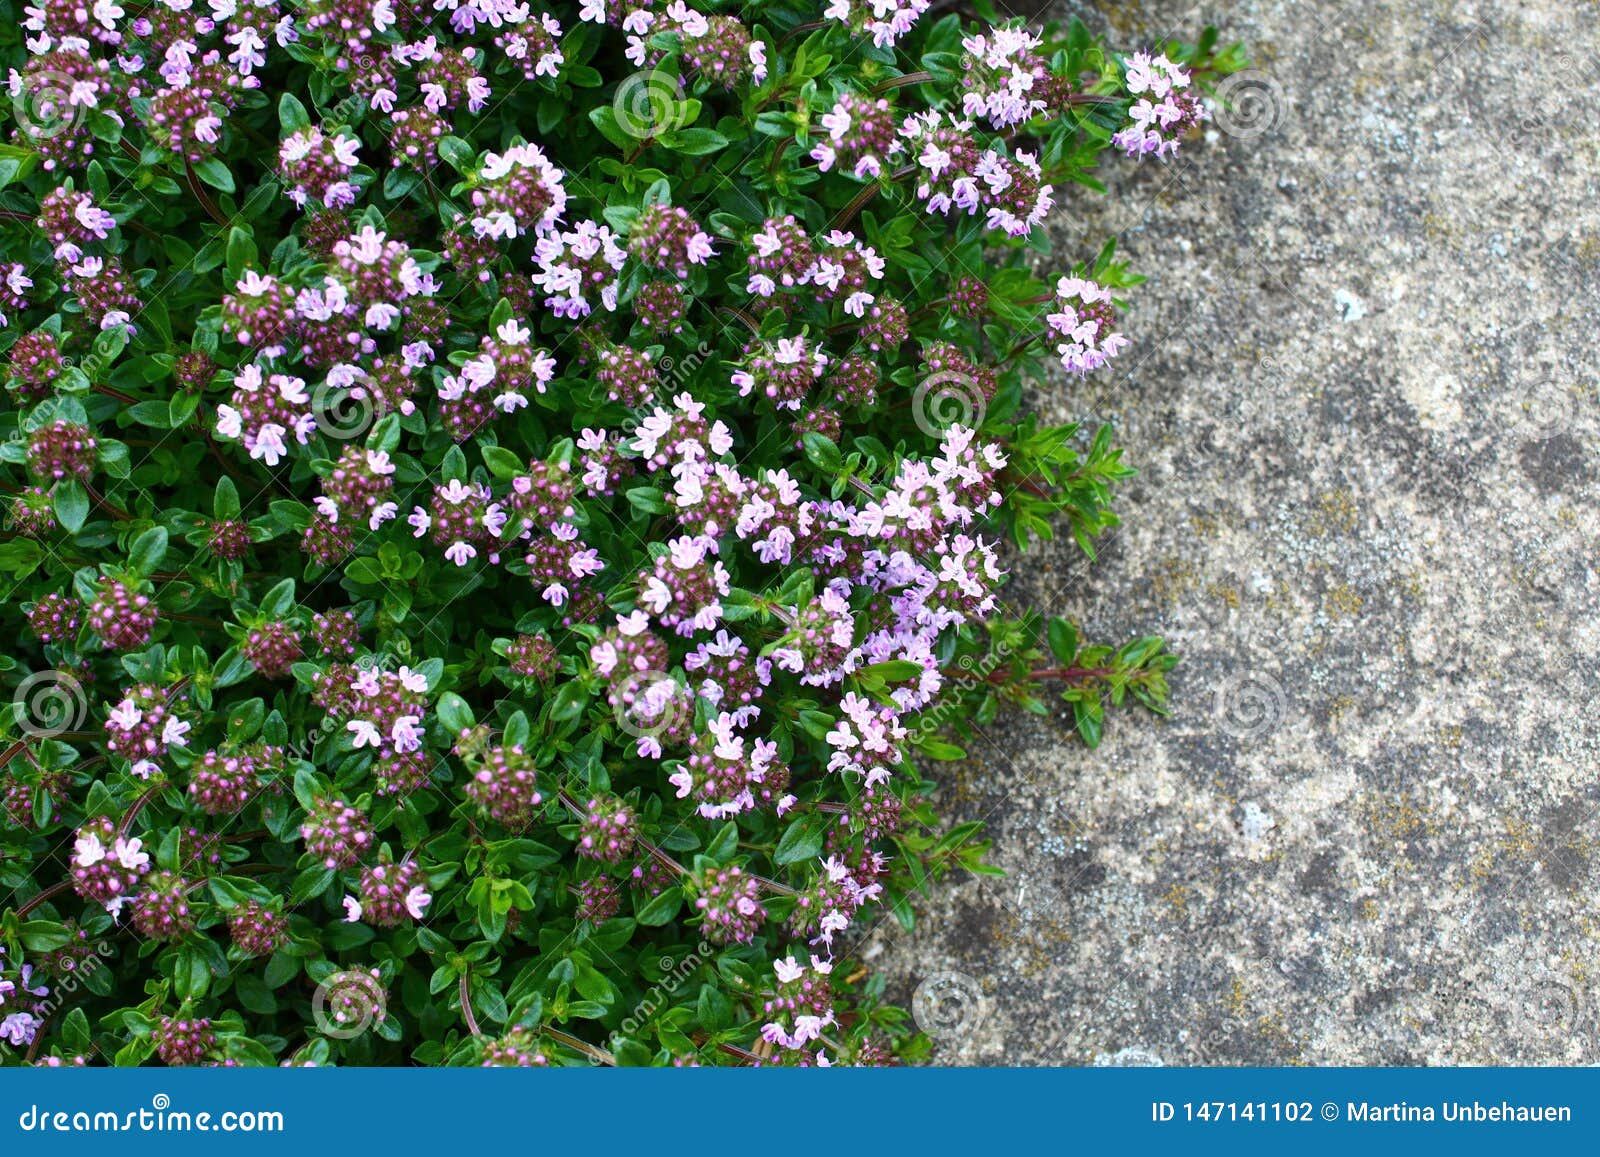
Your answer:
(1, 1012), (41, 1046)
(390, 715), (423, 754)
(342, 896), (363, 923)
(107, 698), (142, 731)
(74, 831), (107, 867)
(404, 885), (432, 919)
(347, 719), (383, 748)
(251, 423), (288, 466)
(113, 836), (149, 871)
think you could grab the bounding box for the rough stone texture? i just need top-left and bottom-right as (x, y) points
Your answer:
(864, 0), (1600, 1064)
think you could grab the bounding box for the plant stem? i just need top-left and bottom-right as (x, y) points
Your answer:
(14, 880), (71, 919)
(715, 1041), (765, 1064)
(938, 663), (1112, 685)
(116, 782), (169, 840)
(779, 19), (828, 45)
(830, 181), (882, 230)
(874, 71), (935, 94)
(546, 1027), (616, 1066)
(459, 971), (482, 1037)
(183, 162), (230, 228)
(85, 484), (131, 521)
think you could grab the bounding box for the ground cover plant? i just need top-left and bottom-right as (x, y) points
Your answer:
(0, 0), (1241, 1066)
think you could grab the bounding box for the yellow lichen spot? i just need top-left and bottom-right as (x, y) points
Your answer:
(1225, 978), (1248, 1018)
(1307, 489), (1359, 537)
(1325, 584), (1364, 619)
(1325, 694), (1359, 723)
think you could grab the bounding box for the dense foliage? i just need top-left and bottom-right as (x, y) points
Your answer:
(0, 0), (1240, 1066)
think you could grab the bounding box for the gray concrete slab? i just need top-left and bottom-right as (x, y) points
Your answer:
(868, 0), (1600, 1065)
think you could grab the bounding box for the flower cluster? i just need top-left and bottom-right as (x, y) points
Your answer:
(0, 945), (51, 1050)
(1113, 52), (1209, 158)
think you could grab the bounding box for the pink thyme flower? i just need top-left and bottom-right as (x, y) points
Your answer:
(1113, 52), (1208, 158)
(278, 125), (362, 208)
(1047, 276), (1129, 373)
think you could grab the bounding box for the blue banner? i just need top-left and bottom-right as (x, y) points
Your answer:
(1, 1068), (1593, 1154)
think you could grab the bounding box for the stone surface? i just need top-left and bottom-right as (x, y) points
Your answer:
(865, 0), (1600, 1064)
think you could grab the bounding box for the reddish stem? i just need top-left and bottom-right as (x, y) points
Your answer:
(14, 880), (72, 919)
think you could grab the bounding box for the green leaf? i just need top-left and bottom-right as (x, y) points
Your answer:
(18, 919), (71, 952)
(291, 865), (336, 903)
(436, 692), (475, 733)
(1073, 697), (1104, 748)
(635, 887), (681, 926)
(174, 947), (212, 1000)
(1047, 617), (1079, 664)
(696, 984), (731, 1032)
(774, 813), (826, 865)
(90, 324), (128, 369)
(705, 821), (739, 862)
(192, 157), (235, 193)
(52, 481), (89, 534)
(234, 972), (279, 1014)
(802, 432), (842, 474)
(211, 647), (251, 688)
(168, 391), (200, 428)
(625, 486), (668, 515)
(127, 526), (168, 575)
(859, 659), (923, 684)
(0, 144), (39, 189)
(213, 475), (241, 520)
(658, 127), (729, 155)
(226, 226), (258, 282)
(437, 135), (475, 171)
(278, 93), (311, 133)
(258, 576), (296, 617)
(127, 400), (171, 428)
(481, 444), (524, 480)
